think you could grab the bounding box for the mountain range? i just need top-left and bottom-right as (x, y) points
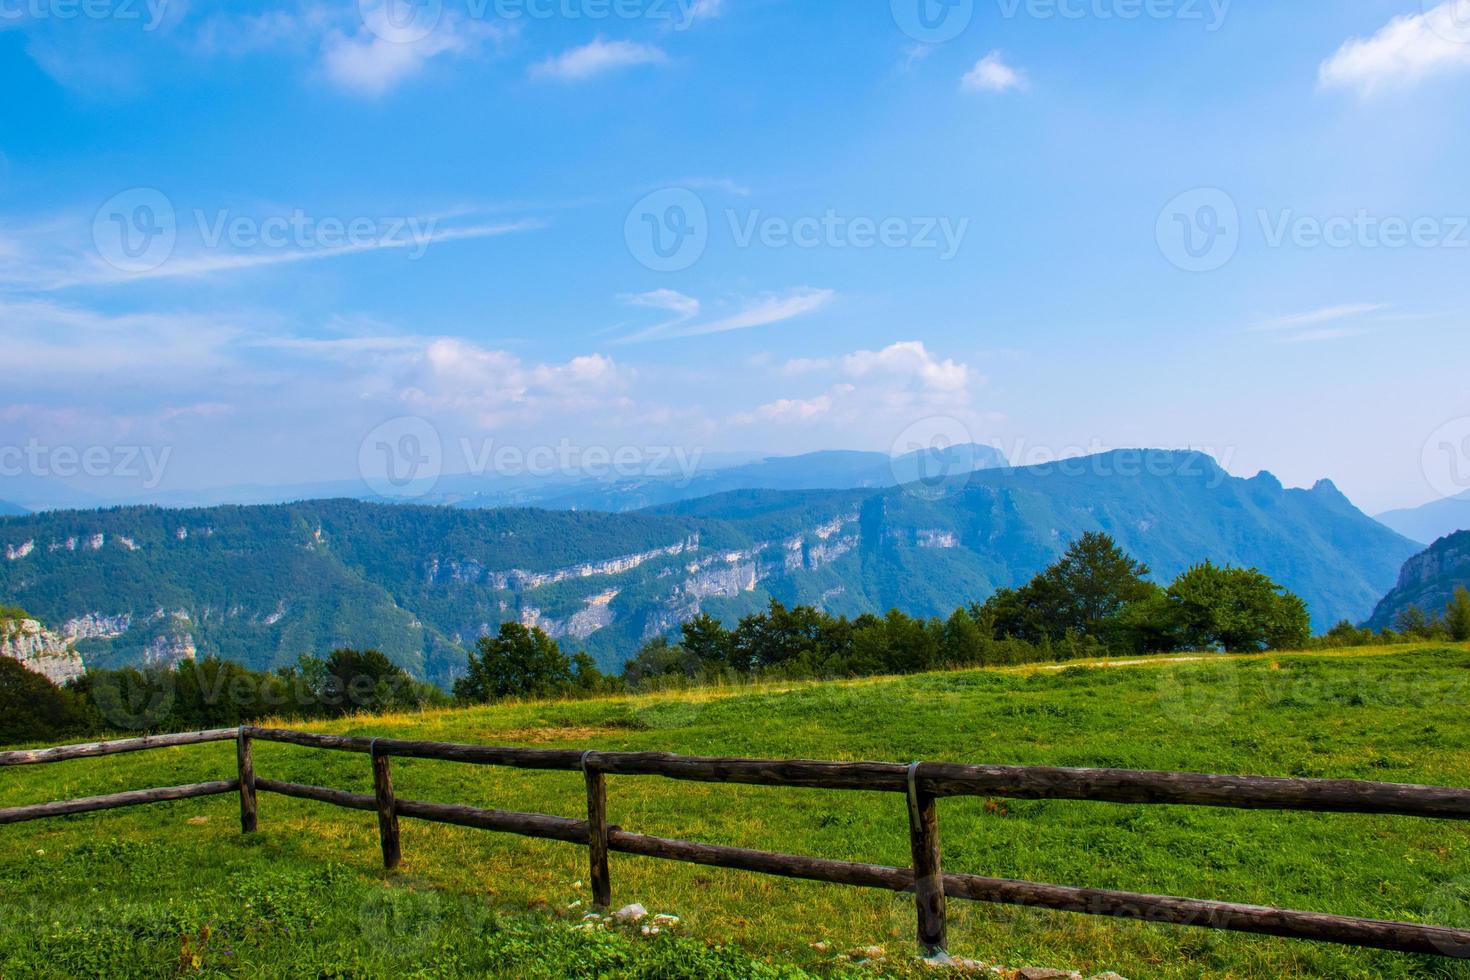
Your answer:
(0, 450), (1419, 684)
(0, 444), (1006, 514)
(1375, 491), (1470, 546)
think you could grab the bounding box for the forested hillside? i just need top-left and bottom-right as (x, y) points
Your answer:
(0, 451), (1418, 683)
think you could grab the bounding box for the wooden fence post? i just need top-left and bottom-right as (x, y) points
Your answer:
(371, 741), (402, 870)
(906, 762), (947, 959)
(583, 751), (611, 908)
(236, 728), (257, 833)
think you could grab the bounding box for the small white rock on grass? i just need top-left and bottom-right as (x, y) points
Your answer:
(613, 903), (647, 924)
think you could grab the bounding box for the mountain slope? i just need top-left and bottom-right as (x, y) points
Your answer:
(0, 501), (28, 517)
(1376, 491), (1470, 545)
(0, 451), (1417, 681)
(1365, 531), (1470, 630)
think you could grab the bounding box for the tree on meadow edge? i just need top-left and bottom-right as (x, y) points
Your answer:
(982, 532), (1155, 646)
(1445, 586), (1470, 643)
(1166, 562), (1311, 653)
(455, 622), (605, 703)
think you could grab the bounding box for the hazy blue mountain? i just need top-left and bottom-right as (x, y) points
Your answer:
(0, 451), (1416, 683)
(1365, 531), (1470, 630)
(1376, 492), (1470, 546)
(472, 442), (1008, 512)
(0, 445), (1003, 514)
(0, 501), (28, 517)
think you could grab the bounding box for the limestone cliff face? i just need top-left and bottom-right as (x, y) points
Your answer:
(1366, 530), (1470, 629)
(1, 618), (85, 685)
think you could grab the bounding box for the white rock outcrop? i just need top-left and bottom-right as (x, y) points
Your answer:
(1, 618), (86, 685)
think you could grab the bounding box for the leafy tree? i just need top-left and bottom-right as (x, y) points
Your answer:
(1445, 587), (1470, 643)
(624, 636), (701, 688)
(1393, 605), (1442, 641)
(1166, 563), (1310, 652)
(982, 532), (1153, 645)
(680, 614), (733, 669)
(455, 623), (573, 703)
(0, 657), (93, 744)
(308, 648), (434, 717)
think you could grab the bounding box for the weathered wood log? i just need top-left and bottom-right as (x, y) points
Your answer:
(0, 781), (238, 824)
(245, 728), (588, 771)
(939, 873), (1470, 959)
(242, 729), (1470, 820)
(372, 748), (401, 870)
(584, 756), (611, 908)
(906, 766), (946, 956)
(237, 730), (258, 833)
(589, 752), (912, 792)
(606, 831), (1470, 958)
(917, 763), (1470, 819)
(254, 779), (377, 811)
(0, 729), (239, 767)
(394, 799), (590, 845)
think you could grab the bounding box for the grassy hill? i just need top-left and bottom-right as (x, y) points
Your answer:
(4, 644), (1470, 978)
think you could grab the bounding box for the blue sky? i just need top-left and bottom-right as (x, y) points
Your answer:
(2, 0), (1470, 513)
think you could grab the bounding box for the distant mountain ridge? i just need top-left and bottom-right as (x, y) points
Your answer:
(0, 444), (1007, 513)
(1376, 491), (1470, 546)
(1365, 531), (1470, 630)
(0, 450), (1418, 683)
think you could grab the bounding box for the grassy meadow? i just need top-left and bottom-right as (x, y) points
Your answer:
(4, 644), (1470, 978)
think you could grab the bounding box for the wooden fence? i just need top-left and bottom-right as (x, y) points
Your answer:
(3, 725), (1470, 961)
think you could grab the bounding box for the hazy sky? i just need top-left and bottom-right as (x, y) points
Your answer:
(3, 0), (1469, 513)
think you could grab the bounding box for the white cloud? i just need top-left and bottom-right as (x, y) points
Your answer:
(962, 51), (1027, 93)
(403, 339), (631, 428)
(322, 16), (506, 97)
(531, 37), (667, 82)
(738, 341), (986, 434)
(1320, 3), (1470, 95)
(839, 341), (971, 392)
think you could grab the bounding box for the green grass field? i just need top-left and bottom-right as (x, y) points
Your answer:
(5, 645), (1470, 978)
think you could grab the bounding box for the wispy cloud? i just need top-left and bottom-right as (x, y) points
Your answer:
(531, 37), (667, 82)
(962, 51), (1028, 93)
(3, 214), (545, 292)
(1251, 303), (1388, 343)
(1253, 303), (1389, 330)
(1320, 3), (1470, 96)
(619, 287), (834, 343)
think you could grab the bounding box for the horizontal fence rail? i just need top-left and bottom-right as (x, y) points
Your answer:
(3, 724), (1470, 961)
